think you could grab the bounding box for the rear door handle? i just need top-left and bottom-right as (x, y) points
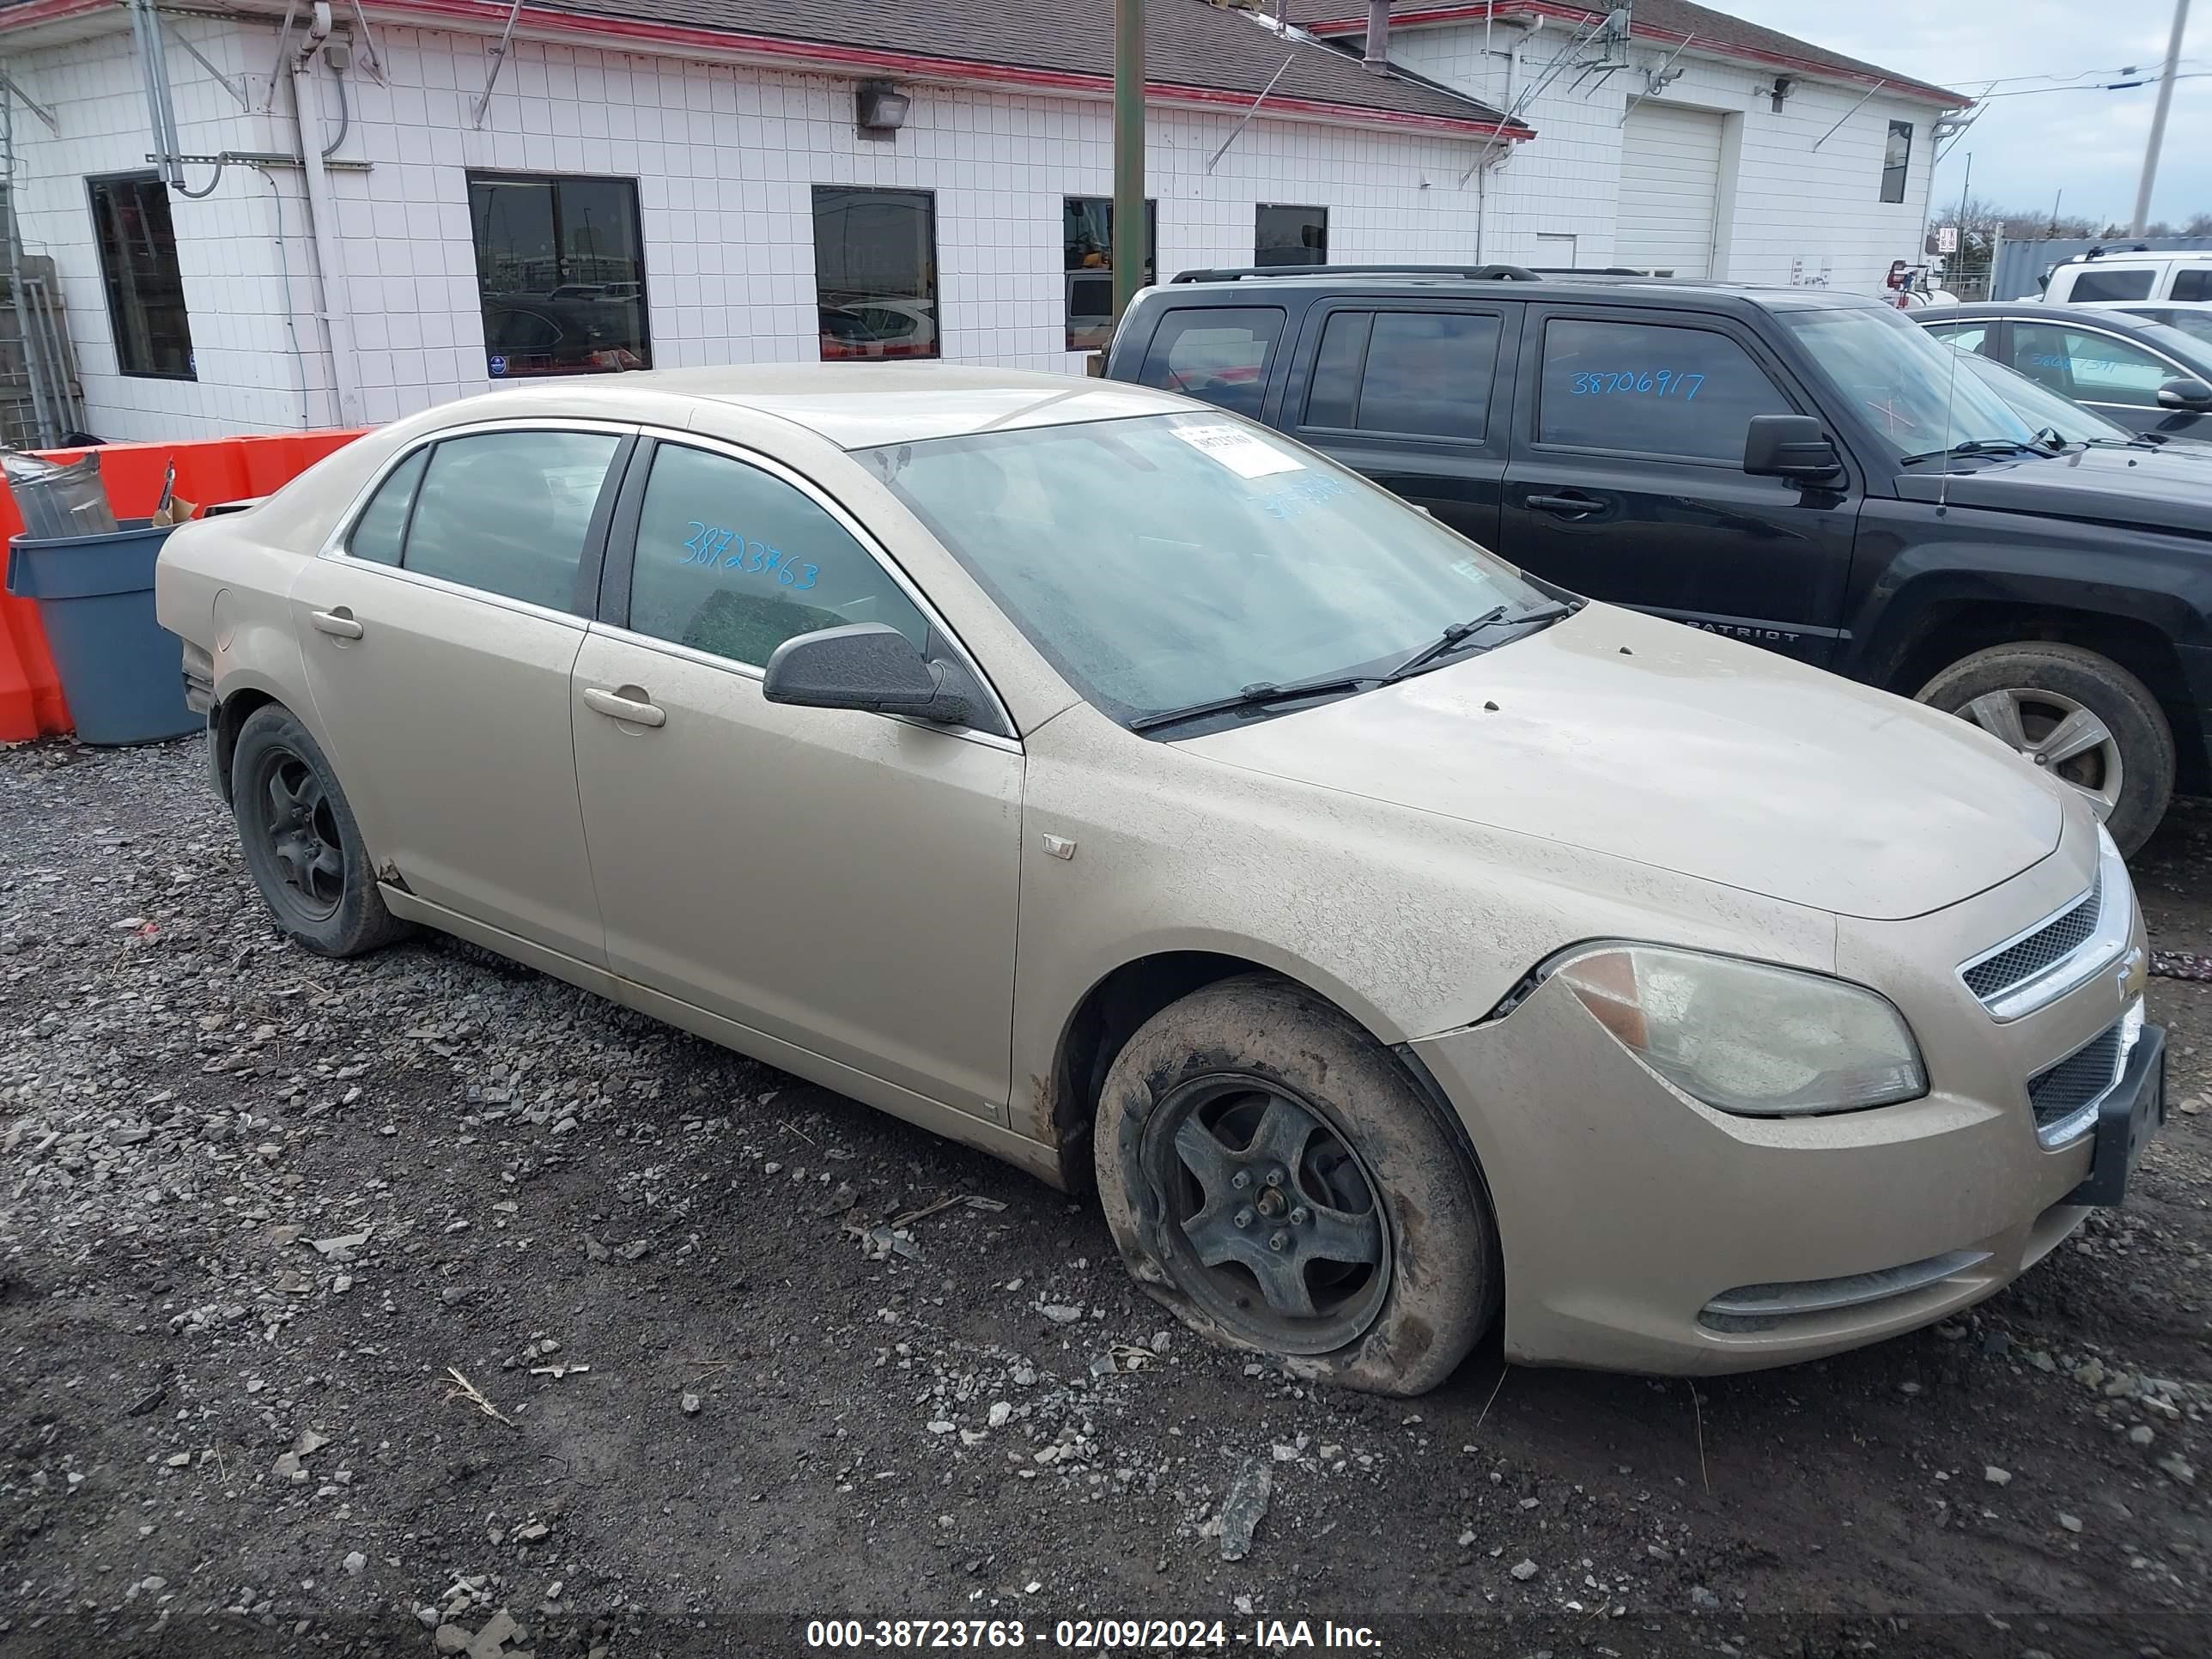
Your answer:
(309, 607), (364, 640)
(581, 684), (666, 728)
(1524, 492), (1603, 517)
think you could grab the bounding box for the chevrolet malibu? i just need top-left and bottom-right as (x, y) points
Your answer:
(156, 367), (2166, 1394)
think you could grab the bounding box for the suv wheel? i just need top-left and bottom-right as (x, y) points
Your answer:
(232, 704), (414, 957)
(1094, 974), (1498, 1396)
(1917, 643), (2173, 854)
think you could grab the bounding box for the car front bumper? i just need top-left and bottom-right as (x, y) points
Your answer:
(1407, 836), (2158, 1376)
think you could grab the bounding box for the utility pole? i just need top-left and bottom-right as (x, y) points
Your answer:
(1112, 0), (1146, 328)
(2132, 0), (2191, 235)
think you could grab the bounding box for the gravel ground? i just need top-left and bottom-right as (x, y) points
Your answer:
(0, 734), (2206, 1659)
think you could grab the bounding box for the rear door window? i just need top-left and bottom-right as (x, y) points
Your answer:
(402, 430), (623, 612)
(2014, 323), (2177, 407)
(1135, 307), (1285, 419)
(1301, 310), (1504, 442)
(1921, 320), (1990, 355)
(2172, 269), (2211, 302)
(1534, 318), (1792, 462)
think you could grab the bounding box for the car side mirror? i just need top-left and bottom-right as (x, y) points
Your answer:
(763, 623), (974, 726)
(2156, 376), (2212, 410)
(1743, 414), (1843, 481)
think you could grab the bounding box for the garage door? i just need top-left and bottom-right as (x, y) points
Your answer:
(1617, 103), (1725, 278)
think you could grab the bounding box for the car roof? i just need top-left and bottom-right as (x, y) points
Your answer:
(1145, 270), (1876, 314)
(1912, 301), (2179, 331)
(410, 364), (1191, 450)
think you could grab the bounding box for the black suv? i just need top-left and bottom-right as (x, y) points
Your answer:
(1103, 267), (2212, 852)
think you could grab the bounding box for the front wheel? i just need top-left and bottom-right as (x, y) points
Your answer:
(1094, 975), (1498, 1396)
(231, 704), (413, 957)
(1917, 642), (2175, 855)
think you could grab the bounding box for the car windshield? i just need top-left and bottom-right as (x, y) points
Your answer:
(1778, 303), (2039, 461)
(859, 413), (1548, 726)
(1951, 348), (2135, 442)
(2130, 308), (2212, 350)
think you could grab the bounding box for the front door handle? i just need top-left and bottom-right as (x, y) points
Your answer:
(581, 684), (666, 728)
(1524, 492), (1603, 517)
(309, 607), (364, 640)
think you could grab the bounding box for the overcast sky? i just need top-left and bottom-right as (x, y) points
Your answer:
(1727, 1), (2208, 228)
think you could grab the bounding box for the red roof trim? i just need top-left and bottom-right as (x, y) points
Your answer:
(0, 0), (1532, 140)
(1305, 3), (1967, 106)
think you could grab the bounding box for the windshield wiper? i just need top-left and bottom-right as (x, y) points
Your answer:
(1899, 438), (2057, 465)
(1384, 601), (1578, 683)
(1128, 674), (1377, 734)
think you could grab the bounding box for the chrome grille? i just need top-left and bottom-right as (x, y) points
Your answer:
(1965, 889), (2101, 1003)
(2028, 1022), (2124, 1136)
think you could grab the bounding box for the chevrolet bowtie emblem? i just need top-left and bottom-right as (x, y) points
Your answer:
(2118, 945), (2148, 1002)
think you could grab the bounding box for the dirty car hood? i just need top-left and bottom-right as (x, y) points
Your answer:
(1893, 442), (2212, 537)
(1179, 605), (2063, 922)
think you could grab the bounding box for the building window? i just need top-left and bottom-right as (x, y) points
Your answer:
(1881, 122), (1912, 204)
(813, 186), (939, 361)
(1065, 196), (1158, 351)
(1256, 204), (1328, 268)
(87, 173), (193, 380)
(466, 173), (650, 378)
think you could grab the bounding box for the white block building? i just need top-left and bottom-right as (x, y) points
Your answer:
(0, 0), (1960, 441)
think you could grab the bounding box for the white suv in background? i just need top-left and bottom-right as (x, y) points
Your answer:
(2036, 247), (2212, 305)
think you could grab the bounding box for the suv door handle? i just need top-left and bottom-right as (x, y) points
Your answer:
(309, 607), (364, 640)
(581, 685), (666, 728)
(1524, 492), (1603, 517)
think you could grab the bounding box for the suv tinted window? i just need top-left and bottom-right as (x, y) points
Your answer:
(627, 441), (926, 666)
(1304, 311), (1502, 441)
(404, 431), (622, 611)
(1136, 307), (1284, 419)
(2171, 269), (2210, 302)
(2014, 322), (2176, 406)
(1537, 319), (1790, 461)
(2068, 267), (2155, 302)
(347, 447), (428, 567)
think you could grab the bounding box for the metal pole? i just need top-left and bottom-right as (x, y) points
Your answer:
(2132, 0), (2191, 235)
(1111, 0), (1145, 325)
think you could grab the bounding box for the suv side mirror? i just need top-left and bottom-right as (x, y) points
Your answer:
(763, 623), (974, 726)
(1744, 414), (1843, 481)
(2157, 376), (2212, 410)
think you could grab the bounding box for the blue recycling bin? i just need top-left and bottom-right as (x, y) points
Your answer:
(5, 520), (198, 745)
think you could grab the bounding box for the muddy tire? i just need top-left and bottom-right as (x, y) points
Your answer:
(231, 704), (413, 958)
(1917, 642), (2173, 855)
(1094, 974), (1498, 1396)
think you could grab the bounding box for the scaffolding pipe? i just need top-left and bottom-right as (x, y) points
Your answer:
(1, 77), (58, 446)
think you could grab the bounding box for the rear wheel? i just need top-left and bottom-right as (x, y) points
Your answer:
(1917, 642), (2174, 854)
(1094, 974), (1498, 1396)
(231, 704), (412, 957)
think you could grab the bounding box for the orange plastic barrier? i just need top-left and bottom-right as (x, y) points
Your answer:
(0, 428), (368, 741)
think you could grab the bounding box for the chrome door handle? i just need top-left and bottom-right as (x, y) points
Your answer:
(581, 685), (666, 728)
(1524, 492), (1602, 517)
(309, 607), (364, 640)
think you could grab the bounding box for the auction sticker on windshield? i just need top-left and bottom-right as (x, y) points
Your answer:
(1171, 422), (1303, 479)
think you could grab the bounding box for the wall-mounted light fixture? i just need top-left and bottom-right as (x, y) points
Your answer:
(857, 82), (911, 138)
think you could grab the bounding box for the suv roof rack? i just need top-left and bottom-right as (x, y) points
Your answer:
(2071, 244), (2154, 262)
(1170, 263), (1544, 284)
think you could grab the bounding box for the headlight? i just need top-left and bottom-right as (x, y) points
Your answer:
(1552, 945), (1927, 1116)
